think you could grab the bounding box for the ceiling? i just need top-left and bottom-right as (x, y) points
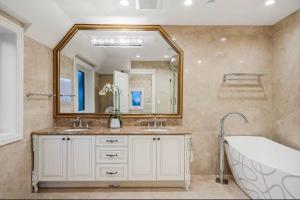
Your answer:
(61, 30), (177, 74)
(0, 0), (299, 48)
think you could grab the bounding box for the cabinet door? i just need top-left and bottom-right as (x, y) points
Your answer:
(128, 136), (156, 180)
(157, 135), (185, 180)
(67, 136), (95, 181)
(38, 136), (67, 181)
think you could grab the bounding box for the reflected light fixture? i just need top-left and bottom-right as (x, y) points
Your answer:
(184, 0), (193, 6)
(91, 36), (143, 48)
(265, 0), (275, 6)
(120, 0), (130, 6)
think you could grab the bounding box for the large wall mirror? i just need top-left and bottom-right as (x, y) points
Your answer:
(54, 25), (183, 118)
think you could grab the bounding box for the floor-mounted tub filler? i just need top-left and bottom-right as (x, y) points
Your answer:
(225, 136), (300, 199)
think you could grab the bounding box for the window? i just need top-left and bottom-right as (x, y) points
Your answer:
(77, 70), (85, 111)
(60, 78), (72, 103)
(130, 88), (144, 110)
(0, 15), (24, 146)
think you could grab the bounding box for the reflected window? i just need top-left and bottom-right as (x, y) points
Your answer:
(130, 89), (144, 110)
(60, 78), (72, 103)
(132, 91), (142, 106)
(77, 70), (85, 111)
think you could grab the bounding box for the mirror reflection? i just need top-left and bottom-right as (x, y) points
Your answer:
(59, 30), (178, 114)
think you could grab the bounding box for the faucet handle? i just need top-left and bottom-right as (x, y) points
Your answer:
(73, 121), (77, 128)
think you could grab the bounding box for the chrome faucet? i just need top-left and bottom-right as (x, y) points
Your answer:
(147, 114), (162, 129)
(216, 112), (249, 184)
(153, 114), (158, 128)
(74, 116), (83, 128)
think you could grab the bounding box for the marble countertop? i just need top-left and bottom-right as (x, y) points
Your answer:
(31, 126), (192, 135)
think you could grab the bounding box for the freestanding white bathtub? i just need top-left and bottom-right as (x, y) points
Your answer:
(225, 136), (300, 199)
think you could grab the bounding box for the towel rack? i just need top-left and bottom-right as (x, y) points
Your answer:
(60, 94), (76, 97)
(26, 93), (53, 99)
(223, 73), (265, 82)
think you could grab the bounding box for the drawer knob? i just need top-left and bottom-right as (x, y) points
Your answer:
(106, 171), (118, 175)
(106, 139), (119, 143)
(106, 154), (118, 157)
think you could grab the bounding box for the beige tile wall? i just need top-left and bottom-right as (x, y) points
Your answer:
(0, 37), (53, 194)
(272, 10), (300, 150)
(163, 25), (274, 174)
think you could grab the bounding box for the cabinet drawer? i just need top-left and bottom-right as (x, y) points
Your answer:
(96, 147), (128, 164)
(95, 164), (128, 181)
(96, 136), (128, 147)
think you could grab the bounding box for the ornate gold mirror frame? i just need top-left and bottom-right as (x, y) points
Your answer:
(53, 24), (183, 118)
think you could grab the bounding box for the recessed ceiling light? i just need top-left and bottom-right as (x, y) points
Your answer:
(120, 0), (130, 6)
(207, 0), (216, 3)
(184, 0), (193, 6)
(197, 60), (203, 64)
(220, 37), (227, 42)
(265, 0), (275, 6)
(136, 55), (140, 58)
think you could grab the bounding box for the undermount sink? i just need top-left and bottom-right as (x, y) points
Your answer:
(64, 128), (89, 132)
(143, 128), (168, 132)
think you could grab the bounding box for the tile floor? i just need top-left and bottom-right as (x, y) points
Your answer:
(0, 176), (248, 199)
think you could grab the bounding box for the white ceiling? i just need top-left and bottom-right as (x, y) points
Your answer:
(61, 30), (177, 74)
(0, 0), (299, 48)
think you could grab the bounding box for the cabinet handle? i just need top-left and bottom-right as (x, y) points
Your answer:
(153, 138), (156, 141)
(62, 138), (65, 141)
(106, 154), (118, 157)
(106, 139), (119, 143)
(157, 138), (160, 141)
(67, 138), (70, 141)
(106, 171), (118, 175)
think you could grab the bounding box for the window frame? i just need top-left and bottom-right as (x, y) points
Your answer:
(0, 15), (24, 146)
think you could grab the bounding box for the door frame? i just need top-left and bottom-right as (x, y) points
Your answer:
(129, 69), (156, 113)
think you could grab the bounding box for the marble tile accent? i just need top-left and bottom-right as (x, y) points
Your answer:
(272, 10), (300, 150)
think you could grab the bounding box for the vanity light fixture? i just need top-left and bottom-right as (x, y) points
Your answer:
(265, 0), (275, 6)
(184, 0), (193, 6)
(120, 0), (130, 6)
(91, 36), (143, 48)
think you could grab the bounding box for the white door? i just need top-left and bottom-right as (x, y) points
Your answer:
(157, 136), (185, 180)
(128, 136), (156, 180)
(113, 71), (129, 113)
(67, 136), (95, 181)
(38, 136), (67, 181)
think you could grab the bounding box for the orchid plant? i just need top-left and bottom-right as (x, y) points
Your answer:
(99, 83), (120, 117)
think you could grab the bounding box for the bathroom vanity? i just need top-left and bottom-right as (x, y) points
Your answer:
(31, 127), (192, 192)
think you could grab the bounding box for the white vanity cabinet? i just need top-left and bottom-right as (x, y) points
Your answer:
(128, 136), (157, 180)
(156, 135), (185, 180)
(128, 135), (185, 181)
(32, 135), (95, 190)
(32, 133), (192, 192)
(37, 136), (67, 181)
(67, 136), (95, 181)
